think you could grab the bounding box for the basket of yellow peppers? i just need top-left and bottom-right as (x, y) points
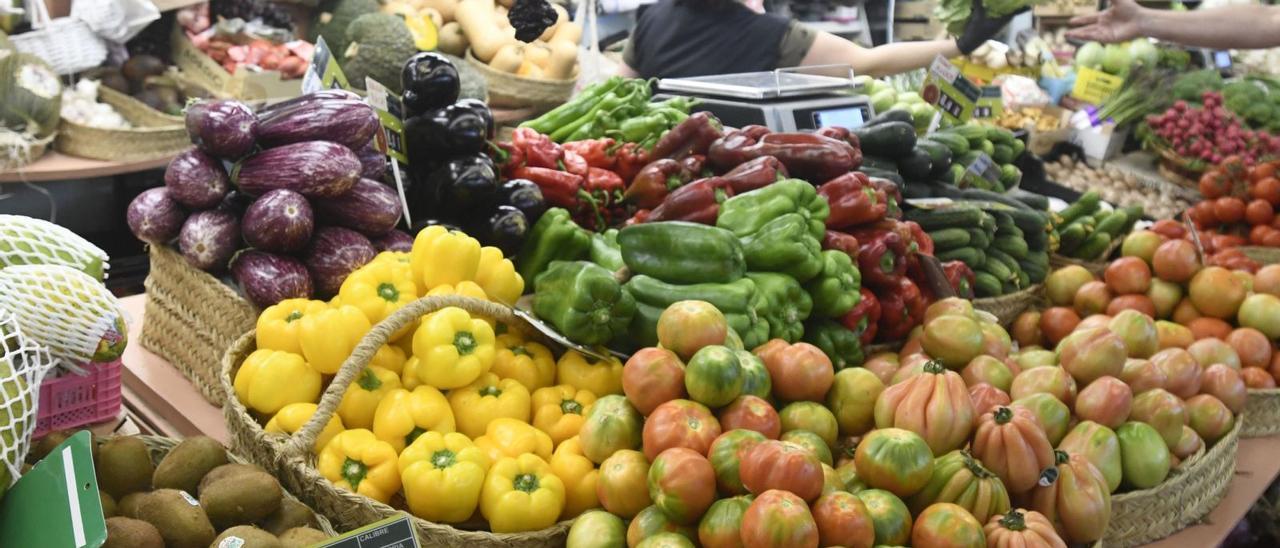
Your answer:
(218, 226), (625, 547)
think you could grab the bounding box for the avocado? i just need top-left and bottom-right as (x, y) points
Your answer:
(342, 13), (417, 94)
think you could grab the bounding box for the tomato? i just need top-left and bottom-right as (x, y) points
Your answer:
(1187, 317), (1233, 341)
(1038, 307), (1081, 346)
(1257, 264), (1280, 296)
(778, 401), (839, 448)
(567, 510), (627, 548)
(1246, 199), (1275, 226)
(983, 510), (1069, 548)
(684, 345), (744, 409)
(874, 361), (975, 455)
(1029, 450), (1111, 544)
(1190, 266), (1247, 320)
(753, 340), (834, 402)
(911, 502), (986, 548)
(1073, 281), (1113, 317)
(1186, 394), (1234, 443)
(634, 532), (696, 548)
(739, 439), (824, 501)
(1057, 327), (1125, 388)
(708, 429), (767, 496)
(834, 460), (867, 493)
(1252, 163), (1278, 184)
(1173, 424), (1204, 460)
(1105, 257), (1153, 295)
(1010, 393), (1071, 445)
(623, 348), (688, 416)
(643, 399), (721, 460)
(628, 505), (698, 546)
(1189, 200), (1218, 228)
(906, 449), (1010, 523)
(1130, 388), (1188, 448)
(1151, 219), (1188, 240)
(1242, 366), (1277, 388)
(780, 430), (833, 466)
(861, 352), (900, 385)
(697, 496), (753, 548)
(648, 448), (716, 525)
(597, 450), (652, 519)
(853, 428), (934, 497)
(811, 491), (875, 548)
(580, 395), (644, 464)
(1117, 421), (1172, 489)
(1215, 197), (1247, 224)
(1059, 421), (1123, 494)
(826, 368), (884, 437)
(1074, 376), (1132, 429)
(1011, 311), (1044, 348)
(740, 490), (818, 548)
(962, 355), (1014, 392)
(1227, 328), (1272, 369)
(734, 351), (772, 399)
(969, 383), (1011, 418)
(1010, 365), (1078, 407)
(855, 488), (913, 546)
(1199, 170), (1230, 199)
(1152, 347), (1205, 400)
(820, 462), (843, 495)
(1151, 239), (1201, 284)
(1200, 363), (1247, 413)
(717, 395), (781, 439)
(1256, 177), (1280, 206)
(657, 300), (728, 361)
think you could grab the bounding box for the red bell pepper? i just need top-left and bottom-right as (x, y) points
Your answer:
(849, 226), (907, 290)
(623, 159), (692, 209)
(708, 131), (856, 182)
(822, 230), (860, 260)
(680, 154), (711, 178)
(905, 221), (934, 256)
(586, 167), (624, 203)
(875, 278), (923, 342)
(514, 166), (586, 210)
(650, 112), (724, 160)
(739, 125), (772, 140)
(512, 128), (563, 169)
(490, 141), (525, 179)
(722, 155), (788, 193)
(868, 219), (918, 257)
(942, 261), (976, 300)
(899, 277), (927, 337)
(867, 177), (902, 220)
(647, 177), (736, 225)
(813, 126), (862, 168)
(563, 138), (618, 170)
(818, 172), (887, 228)
(627, 209), (651, 226)
(839, 288), (880, 346)
(615, 142), (650, 184)
(561, 150), (590, 177)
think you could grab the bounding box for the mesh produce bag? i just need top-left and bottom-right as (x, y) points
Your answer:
(0, 309), (54, 495)
(0, 265), (126, 373)
(0, 215), (110, 281)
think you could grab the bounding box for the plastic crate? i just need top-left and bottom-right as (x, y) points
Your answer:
(34, 359), (122, 438)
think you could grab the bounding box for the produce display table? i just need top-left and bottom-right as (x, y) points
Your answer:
(0, 152), (173, 183)
(1147, 435), (1280, 547)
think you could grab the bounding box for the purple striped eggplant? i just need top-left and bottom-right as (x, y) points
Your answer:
(357, 139), (387, 181)
(314, 178), (403, 237)
(178, 209), (240, 273)
(371, 229), (413, 253)
(127, 187), (187, 244)
(232, 250), (313, 307)
(305, 227), (376, 297)
(242, 189), (314, 253)
(255, 98), (380, 150)
(165, 148), (230, 210)
(256, 89), (361, 120)
(235, 141), (360, 198)
(185, 99), (257, 159)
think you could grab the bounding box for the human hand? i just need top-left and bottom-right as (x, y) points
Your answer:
(1068, 0), (1144, 43)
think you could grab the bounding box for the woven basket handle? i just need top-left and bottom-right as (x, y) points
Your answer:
(282, 295), (521, 460)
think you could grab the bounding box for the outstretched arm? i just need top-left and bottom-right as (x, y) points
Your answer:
(1070, 0), (1280, 49)
(800, 34), (960, 78)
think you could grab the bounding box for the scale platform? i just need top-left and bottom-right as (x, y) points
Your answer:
(656, 66), (875, 131)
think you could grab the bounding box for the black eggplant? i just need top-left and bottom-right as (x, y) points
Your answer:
(457, 98), (495, 140)
(477, 205), (529, 257)
(410, 217), (466, 234)
(497, 178), (546, 223)
(403, 103), (488, 160)
(401, 53), (461, 115)
(428, 155), (498, 214)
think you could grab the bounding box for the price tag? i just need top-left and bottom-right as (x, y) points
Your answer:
(1071, 66), (1123, 105)
(961, 153), (1002, 188)
(973, 86), (1004, 120)
(0, 431), (106, 548)
(364, 77), (412, 227)
(316, 514), (419, 548)
(302, 36), (350, 94)
(922, 56), (979, 123)
(903, 197), (955, 209)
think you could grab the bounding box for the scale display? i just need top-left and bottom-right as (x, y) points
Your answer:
(811, 107), (866, 129)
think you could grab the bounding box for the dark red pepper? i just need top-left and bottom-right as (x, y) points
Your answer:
(822, 230), (860, 260)
(563, 138), (618, 171)
(627, 209), (651, 225)
(561, 150), (589, 177)
(815, 126), (862, 168)
(905, 221), (934, 256)
(490, 141), (525, 178)
(839, 288), (880, 346)
(513, 166), (586, 210)
(708, 131), (856, 182)
(722, 155), (788, 194)
(679, 154), (711, 179)
(818, 172), (888, 229)
(868, 219), (917, 257)
(623, 159), (692, 209)
(866, 177), (902, 220)
(650, 112), (724, 160)
(647, 177), (736, 225)
(586, 167), (624, 201)
(875, 278), (922, 343)
(739, 125), (772, 140)
(512, 128), (562, 169)
(849, 227), (907, 290)
(614, 142), (650, 184)
(942, 260), (976, 300)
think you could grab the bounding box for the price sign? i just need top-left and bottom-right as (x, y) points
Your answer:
(960, 153), (1002, 189)
(365, 77), (412, 227)
(317, 514), (419, 548)
(923, 55), (979, 123)
(0, 431), (106, 548)
(1071, 66), (1124, 105)
(302, 36), (351, 94)
(973, 86), (1004, 120)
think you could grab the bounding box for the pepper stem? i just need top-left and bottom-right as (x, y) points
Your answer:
(342, 457), (369, 490)
(454, 331), (477, 356)
(356, 369), (382, 391)
(561, 399), (583, 415)
(511, 345), (529, 356)
(879, 251), (896, 274)
(405, 427), (428, 448)
(480, 385), (503, 397)
(993, 406), (1014, 425)
(286, 310), (303, 322)
(431, 449), (456, 470)
(377, 282), (400, 303)
(513, 473), (540, 493)
(922, 360), (946, 375)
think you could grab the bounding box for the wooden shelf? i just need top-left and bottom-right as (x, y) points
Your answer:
(0, 151), (172, 183)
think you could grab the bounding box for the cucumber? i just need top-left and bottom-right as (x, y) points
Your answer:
(961, 188), (1033, 211)
(1015, 269), (1031, 289)
(1024, 225), (1049, 251)
(899, 147), (934, 181)
(948, 163), (967, 185)
(1057, 191), (1101, 227)
(1058, 223), (1088, 255)
(967, 229), (990, 249)
(947, 124), (988, 141)
(999, 164), (1022, 188)
(864, 109), (915, 127)
(986, 247), (1021, 274)
(1010, 137), (1026, 158)
(906, 205), (984, 231)
(861, 155), (899, 172)
(938, 247), (985, 265)
(929, 228), (972, 251)
(1094, 210), (1129, 238)
(994, 235), (1030, 260)
(901, 180), (937, 199)
(992, 144), (1014, 164)
(915, 140), (953, 178)
(979, 211), (997, 234)
(974, 271), (1002, 297)
(1020, 255), (1048, 283)
(986, 126), (1016, 145)
(978, 139), (996, 157)
(925, 132), (970, 156)
(851, 121), (917, 158)
(1121, 205), (1145, 233)
(1008, 187), (1050, 210)
(1074, 232), (1113, 261)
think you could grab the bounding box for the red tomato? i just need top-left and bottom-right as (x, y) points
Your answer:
(623, 347), (687, 416)
(911, 502), (987, 548)
(1250, 224), (1273, 245)
(1264, 230), (1280, 247)
(1254, 177), (1280, 206)
(1214, 233), (1246, 250)
(1189, 201), (1218, 228)
(1247, 199), (1277, 226)
(740, 440), (825, 502)
(648, 447), (717, 525)
(753, 340), (834, 403)
(1215, 197), (1246, 225)
(1251, 162), (1278, 184)
(707, 429), (767, 495)
(741, 490), (819, 548)
(1241, 367), (1277, 388)
(717, 395), (781, 439)
(1106, 295), (1157, 317)
(811, 491), (876, 548)
(642, 399), (722, 460)
(1151, 219), (1187, 240)
(1199, 170), (1230, 199)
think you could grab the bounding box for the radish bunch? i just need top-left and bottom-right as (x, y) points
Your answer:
(1146, 91), (1280, 166)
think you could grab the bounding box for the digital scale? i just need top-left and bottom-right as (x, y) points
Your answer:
(654, 66), (875, 131)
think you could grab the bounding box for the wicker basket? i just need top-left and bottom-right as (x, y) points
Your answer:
(1050, 236), (1124, 276)
(222, 295), (570, 547)
(465, 50), (574, 110)
(973, 284), (1042, 326)
(1243, 388), (1280, 437)
(140, 246), (256, 406)
(55, 86), (190, 161)
(1101, 418), (1240, 546)
(1239, 246), (1280, 266)
(9, 0), (107, 75)
(0, 133), (53, 172)
(104, 435), (340, 536)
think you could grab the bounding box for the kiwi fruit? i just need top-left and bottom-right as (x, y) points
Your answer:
(102, 517), (164, 548)
(100, 491), (117, 518)
(198, 464), (263, 496)
(138, 489), (216, 548)
(212, 525), (283, 548)
(118, 492), (151, 518)
(200, 470), (284, 529)
(277, 527), (330, 548)
(29, 430), (73, 463)
(154, 436), (228, 495)
(258, 498), (317, 535)
(96, 437), (154, 499)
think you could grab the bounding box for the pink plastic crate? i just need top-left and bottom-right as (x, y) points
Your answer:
(34, 359), (123, 438)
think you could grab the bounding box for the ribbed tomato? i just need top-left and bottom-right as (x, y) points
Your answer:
(911, 502), (986, 548)
(698, 495), (752, 548)
(1058, 421), (1122, 493)
(855, 489), (912, 546)
(984, 510), (1068, 548)
(780, 430), (833, 466)
(1029, 450), (1112, 544)
(642, 399), (722, 460)
(853, 428), (934, 498)
(623, 347), (687, 416)
(969, 383), (1012, 418)
(873, 360), (975, 455)
(648, 447), (716, 525)
(627, 505), (697, 547)
(811, 491), (875, 548)
(708, 429), (767, 496)
(1010, 393), (1071, 445)
(971, 406), (1055, 494)
(907, 450), (1011, 524)
(717, 395), (781, 439)
(740, 490), (818, 548)
(740, 440), (824, 502)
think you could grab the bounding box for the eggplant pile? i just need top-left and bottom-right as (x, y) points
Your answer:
(401, 52), (544, 257)
(126, 90), (412, 308)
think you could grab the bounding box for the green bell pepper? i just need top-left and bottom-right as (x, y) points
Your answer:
(740, 214), (824, 282)
(589, 228), (625, 272)
(804, 250), (862, 318)
(624, 275), (757, 315)
(626, 300), (663, 350)
(618, 221), (745, 284)
(716, 179), (829, 240)
(533, 261), (636, 346)
(803, 320), (865, 370)
(519, 208), (592, 282)
(746, 272), (812, 343)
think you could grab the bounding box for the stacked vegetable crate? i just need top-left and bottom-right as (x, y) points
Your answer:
(1054, 190), (1144, 263)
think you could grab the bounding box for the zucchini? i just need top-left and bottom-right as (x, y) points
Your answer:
(938, 247), (985, 265)
(915, 140), (953, 178)
(992, 144), (1014, 164)
(1008, 187), (1050, 210)
(865, 109), (915, 127)
(1057, 223), (1088, 255)
(929, 228), (972, 251)
(1073, 232), (1113, 261)
(906, 205), (984, 231)
(861, 155), (900, 172)
(1094, 210), (1129, 238)
(967, 228), (990, 249)
(1057, 191), (1101, 227)
(974, 271), (1002, 297)
(925, 132), (970, 156)
(899, 147), (934, 181)
(851, 121), (917, 158)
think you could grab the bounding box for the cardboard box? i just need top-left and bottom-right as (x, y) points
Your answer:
(1072, 123), (1130, 163)
(171, 27), (301, 103)
(895, 21), (945, 41)
(1024, 106), (1074, 156)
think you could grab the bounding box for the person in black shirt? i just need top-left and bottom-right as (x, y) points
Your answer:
(621, 0), (1022, 79)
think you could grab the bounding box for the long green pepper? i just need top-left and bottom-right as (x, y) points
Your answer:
(521, 76), (623, 135)
(551, 81), (648, 142)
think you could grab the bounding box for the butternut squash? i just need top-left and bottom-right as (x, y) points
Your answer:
(517, 60), (544, 79)
(456, 0), (509, 62)
(523, 42), (552, 69)
(422, 0), (458, 22)
(538, 4), (568, 42)
(422, 7), (444, 28)
(551, 21), (582, 46)
(494, 5), (511, 29)
(437, 22), (469, 56)
(489, 43), (524, 73)
(546, 39), (577, 80)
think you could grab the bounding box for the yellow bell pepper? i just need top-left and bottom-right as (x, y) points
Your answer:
(339, 260), (418, 340)
(299, 304), (373, 375)
(337, 366), (402, 430)
(264, 402), (345, 454)
(474, 418), (553, 464)
(256, 299), (328, 355)
(412, 306), (496, 389)
(531, 385), (596, 448)
(411, 225), (481, 291)
(549, 436), (600, 519)
(474, 246), (524, 305)
(399, 432), (488, 523)
(556, 351), (625, 397)
(371, 344), (407, 375)
(233, 349), (321, 415)
(480, 453), (566, 533)
(448, 373), (531, 438)
(400, 357), (424, 390)
(372, 386), (457, 454)
(370, 250), (412, 269)
(425, 280), (489, 300)
(491, 334), (556, 392)
(317, 429), (402, 504)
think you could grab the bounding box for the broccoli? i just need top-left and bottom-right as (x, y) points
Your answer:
(309, 0), (379, 57)
(342, 13), (416, 94)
